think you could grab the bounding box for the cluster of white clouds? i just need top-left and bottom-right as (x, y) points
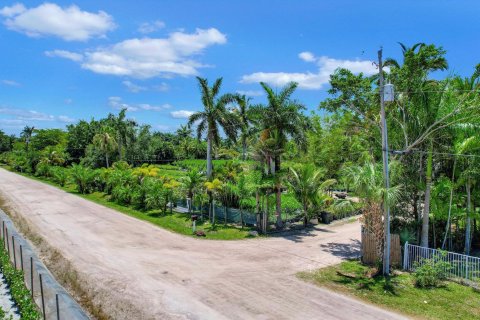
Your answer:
(0, 3), (115, 41)
(0, 107), (75, 129)
(122, 80), (170, 93)
(240, 51), (378, 90)
(170, 110), (194, 119)
(108, 97), (194, 120)
(108, 96), (171, 112)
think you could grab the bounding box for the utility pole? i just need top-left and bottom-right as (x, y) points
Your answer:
(378, 47), (391, 276)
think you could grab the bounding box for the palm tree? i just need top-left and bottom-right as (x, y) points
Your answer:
(93, 130), (117, 168)
(287, 164), (336, 227)
(181, 168), (203, 213)
(21, 126), (35, 151)
(204, 178), (222, 225)
(343, 162), (401, 262)
(253, 81), (307, 228)
(188, 77), (239, 179)
(234, 94), (254, 160)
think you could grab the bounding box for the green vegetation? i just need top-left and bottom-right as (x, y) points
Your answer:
(0, 239), (41, 320)
(0, 42), (479, 249)
(298, 260), (480, 320)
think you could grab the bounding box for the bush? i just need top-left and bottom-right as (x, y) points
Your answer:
(51, 166), (69, 186)
(413, 253), (450, 288)
(70, 164), (95, 194)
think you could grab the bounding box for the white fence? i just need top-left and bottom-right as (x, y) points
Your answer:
(403, 242), (480, 283)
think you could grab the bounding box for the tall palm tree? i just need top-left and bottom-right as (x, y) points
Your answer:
(21, 126), (35, 151)
(234, 94), (254, 160)
(253, 81), (307, 228)
(188, 77), (239, 179)
(93, 130), (117, 168)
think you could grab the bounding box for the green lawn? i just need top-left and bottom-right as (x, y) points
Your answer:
(1, 166), (253, 240)
(298, 260), (480, 320)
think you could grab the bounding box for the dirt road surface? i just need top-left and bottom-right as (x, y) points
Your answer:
(0, 168), (406, 320)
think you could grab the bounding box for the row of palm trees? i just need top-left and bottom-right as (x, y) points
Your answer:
(187, 77), (308, 228)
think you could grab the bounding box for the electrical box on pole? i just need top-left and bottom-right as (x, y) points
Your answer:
(384, 83), (395, 102)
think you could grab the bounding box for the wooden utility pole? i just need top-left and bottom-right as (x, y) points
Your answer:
(378, 47), (391, 275)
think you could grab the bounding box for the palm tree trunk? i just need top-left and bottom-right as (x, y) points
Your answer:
(442, 157), (457, 249)
(465, 177), (472, 255)
(212, 197), (216, 226)
(105, 153), (109, 168)
(421, 141), (433, 248)
(242, 138), (247, 161)
(275, 156), (282, 228)
(206, 133), (213, 179)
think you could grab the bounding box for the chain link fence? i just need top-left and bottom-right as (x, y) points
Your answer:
(0, 209), (89, 320)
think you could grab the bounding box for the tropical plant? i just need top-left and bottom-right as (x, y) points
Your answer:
(287, 164), (336, 226)
(253, 81), (308, 228)
(188, 77), (239, 179)
(93, 129), (117, 168)
(70, 164), (95, 194)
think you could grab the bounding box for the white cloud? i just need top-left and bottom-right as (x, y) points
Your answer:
(1, 79), (20, 86)
(122, 80), (146, 93)
(58, 115), (75, 123)
(138, 20), (165, 34)
(236, 90), (263, 97)
(0, 3), (25, 17)
(1, 3), (115, 41)
(170, 110), (194, 119)
(48, 28), (226, 78)
(108, 96), (170, 112)
(298, 51), (316, 62)
(64, 98), (73, 104)
(0, 107), (75, 123)
(240, 53), (378, 90)
(45, 50), (83, 62)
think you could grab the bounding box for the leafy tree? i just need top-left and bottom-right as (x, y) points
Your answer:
(21, 126), (35, 151)
(93, 130), (117, 168)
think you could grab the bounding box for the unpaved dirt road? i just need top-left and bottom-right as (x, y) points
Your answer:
(0, 168), (406, 320)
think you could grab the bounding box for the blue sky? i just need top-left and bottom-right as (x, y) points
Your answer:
(0, 0), (479, 135)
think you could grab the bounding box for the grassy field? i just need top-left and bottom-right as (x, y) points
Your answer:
(0, 165), (253, 240)
(298, 260), (480, 320)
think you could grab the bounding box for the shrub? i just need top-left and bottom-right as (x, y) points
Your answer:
(111, 185), (133, 205)
(70, 164), (95, 194)
(413, 253), (450, 288)
(51, 166), (69, 186)
(34, 161), (52, 177)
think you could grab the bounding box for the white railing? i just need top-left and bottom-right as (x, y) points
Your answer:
(403, 242), (480, 283)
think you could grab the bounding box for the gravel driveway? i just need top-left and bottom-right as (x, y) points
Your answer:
(0, 168), (406, 320)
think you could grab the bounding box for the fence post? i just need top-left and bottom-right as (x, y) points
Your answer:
(12, 235), (16, 269)
(5, 228), (9, 259)
(39, 273), (46, 319)
(56, 293), (60, 320)
(20, 244), (23, 271)
(403, 241), (409, 270)
(465, 255), (469, 280)
(30, 256), (34, 297)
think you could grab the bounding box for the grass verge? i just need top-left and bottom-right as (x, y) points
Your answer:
(298, 260), (480, 320)
(0, 239), (41, 320)
(0, 166), (253, 240)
